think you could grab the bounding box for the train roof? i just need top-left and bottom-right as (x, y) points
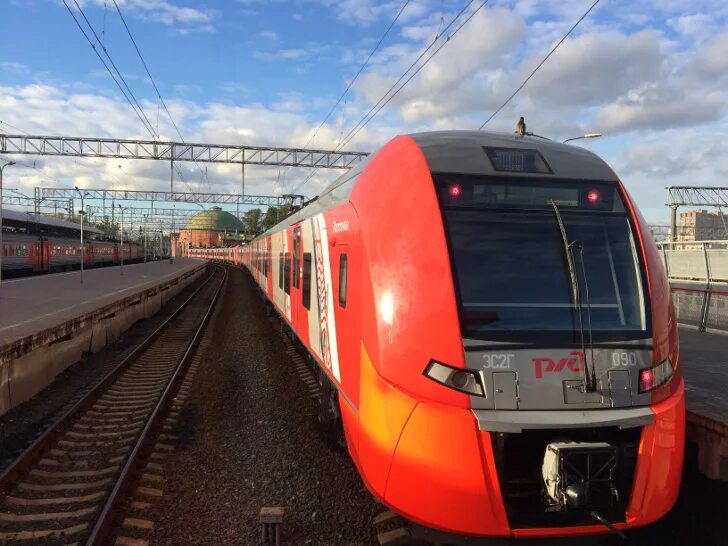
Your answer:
(260, 130), (617, 237)
(409, 130), (617, 181)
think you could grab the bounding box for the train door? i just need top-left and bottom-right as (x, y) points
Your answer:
(332, 239), (363, 449)
(290, 225), (308, 343)
(42, 240), (50, 272)
(28, 241), (39, 273)
(85, 243), (94, 267)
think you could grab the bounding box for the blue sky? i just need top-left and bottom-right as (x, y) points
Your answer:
(2, 0), (728, 226)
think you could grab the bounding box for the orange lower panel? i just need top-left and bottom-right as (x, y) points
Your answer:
(625, 378), (685, 528)
(357, 354), (685, 538)
(385, 402), (511, 536)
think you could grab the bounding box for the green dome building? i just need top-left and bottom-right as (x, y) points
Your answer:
(178, 206), (244, 249)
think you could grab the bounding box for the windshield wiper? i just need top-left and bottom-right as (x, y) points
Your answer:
(550, 201), (597, 393)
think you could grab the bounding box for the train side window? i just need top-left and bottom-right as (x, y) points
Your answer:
(293, 227), (301, 289)
(339, 253), (348, 308)
(278, 252), (284, 289)
(284, 252), (291, 294)
(303, 253), (312, 310)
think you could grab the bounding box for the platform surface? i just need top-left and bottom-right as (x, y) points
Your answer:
(680, 326), (728, 426)
(0, 259), (204, 346)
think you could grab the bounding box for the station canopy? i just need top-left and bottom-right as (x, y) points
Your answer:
(1, 208), (103, 236)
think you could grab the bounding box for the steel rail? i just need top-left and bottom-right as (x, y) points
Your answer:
(0, 266), (216, 491)
(86, 264), (227, 544)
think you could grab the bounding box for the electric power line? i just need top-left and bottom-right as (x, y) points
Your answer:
(293, 0), (487, 193)
(65, 1), (204, 197)
(338, 0), (491, 150)
(280, 0), (411, 195)
(478, 0), (601, 129)
(110, 0), (209, 191)
(302, 0), (411, 151)
(61, 0), (157, 139)
(71, 0), (160, 140)
(111, 1), (183, 145)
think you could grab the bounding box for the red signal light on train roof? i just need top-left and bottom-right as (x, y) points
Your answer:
(449, 184), (463, 198)
(587, 190), (601, 203)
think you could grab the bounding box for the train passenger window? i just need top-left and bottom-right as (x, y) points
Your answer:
(339, 254), (347, 308)
(303, 253), (312, 310)
(284, 253), (291, 294)
(278, 252), (284, 289)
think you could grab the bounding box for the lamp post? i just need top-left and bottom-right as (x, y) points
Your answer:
(158, 229), (163, 269)
(143, 214), (148, 263)
(75, 186), (90, 283)
(563, 133), (602, 144)
(0, 160), (16, 290)
(118, 204), (125, 275)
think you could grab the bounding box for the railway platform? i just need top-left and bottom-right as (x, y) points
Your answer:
(680, 326), (728, 480)
(0, 258), (206, 416)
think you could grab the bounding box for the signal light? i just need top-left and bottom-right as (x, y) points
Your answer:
(424, 360), (485, 397)
(448, 184), (463, 198)
(587, 190), (601, 203)
(638, 358), (674, 393)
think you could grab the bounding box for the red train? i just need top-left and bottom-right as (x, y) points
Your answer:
(1, 233), (144, 277)
(189, 131), (685, 540)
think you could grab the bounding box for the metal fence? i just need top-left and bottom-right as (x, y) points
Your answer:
(658, 241), (728, 331)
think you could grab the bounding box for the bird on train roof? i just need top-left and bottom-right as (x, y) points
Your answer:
(515, 117), (526, 137)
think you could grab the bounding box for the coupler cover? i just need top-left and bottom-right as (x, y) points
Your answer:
(542, 442), (618, 510)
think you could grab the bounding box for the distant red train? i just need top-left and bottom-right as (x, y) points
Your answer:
(189, 131), (685, 540)
(1, 233), (144, 277)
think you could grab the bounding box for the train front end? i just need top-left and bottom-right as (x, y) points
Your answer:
(351, 132), (684, 540)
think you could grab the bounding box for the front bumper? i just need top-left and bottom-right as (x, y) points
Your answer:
(358, 370), (685, 538)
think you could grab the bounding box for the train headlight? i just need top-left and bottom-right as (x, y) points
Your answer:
(638, 358), (674, 393)
(424, 360), (485, 397)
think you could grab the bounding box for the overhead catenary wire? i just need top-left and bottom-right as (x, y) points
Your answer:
(478, 0), (601, 130)
(293, 0), (488, 193)
(281, 0), (411, 195)
(61, 0), (157, 139)
(111, 1), (184, 147)
(301, 0), (411, 151)
(338, 0), (491, 150)
(110, 0), (209, 189)
(72, 0), (160, 139)
(62, 0), (201, 199)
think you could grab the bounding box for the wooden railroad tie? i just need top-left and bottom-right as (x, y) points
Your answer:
(260, 506), (284, 546)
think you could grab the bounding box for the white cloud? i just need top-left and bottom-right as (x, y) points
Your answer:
(83, 0), (215, 30)
(256, 30), (279, 40)
(518, 30), (663, 108)
(595, 88), (726, 133)
(253, 44), (328, 61)
(0, 61), (28, 74)
(690, 31), (728, 80)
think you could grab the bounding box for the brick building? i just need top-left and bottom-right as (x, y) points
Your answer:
(679, 210), (728, 241)
(174, 207), (244, 255)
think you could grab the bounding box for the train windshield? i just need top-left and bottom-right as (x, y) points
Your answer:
(434, 174), (650, 343)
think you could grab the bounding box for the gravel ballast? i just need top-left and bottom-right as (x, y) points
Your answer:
(149, 267), (381, 545)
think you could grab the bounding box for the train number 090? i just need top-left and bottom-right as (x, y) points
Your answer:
(612, 352), (637, 367)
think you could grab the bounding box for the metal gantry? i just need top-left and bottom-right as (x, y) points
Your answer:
(38, 187), (304, 207)
(0, 133), (369, 169)
(666, 186), (728, 242)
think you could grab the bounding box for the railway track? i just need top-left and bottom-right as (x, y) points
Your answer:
(0, 264), (226, 545)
